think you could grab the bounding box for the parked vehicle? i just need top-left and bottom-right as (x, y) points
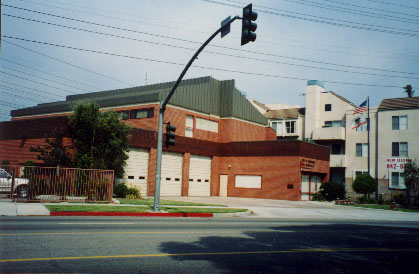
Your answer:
(0, 168), (29, 198)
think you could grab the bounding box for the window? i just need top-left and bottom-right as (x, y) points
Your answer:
(324, 120), (343, 128)
(354, 170), (369, 179)
(185, 115), (193, 137)
(235, 175), (262, 189)
(390, 172), (405, 189)
(286, 121), (296, 133)
(271, 121), (283, 135)
(325, 104), (332, 111)
(330, 143), (344, 155)
(392, 116), (408, 130)
(129, 108), (154, 119)
(196, 117), (218, 133)
(356, 143), (368, 157)
(392, 142), (408, 157)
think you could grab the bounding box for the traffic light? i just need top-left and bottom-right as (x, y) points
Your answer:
(241, 3), (258, 46)
(165, 122), (176, 147)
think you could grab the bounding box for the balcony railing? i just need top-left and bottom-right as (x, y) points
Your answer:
(313, 126), (345, 140)
(330, 154), (346, 167)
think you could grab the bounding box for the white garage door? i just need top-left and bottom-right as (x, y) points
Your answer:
(188, 155), (211, 196)
(124, 148), (149, 197)
(160, 152), (183, 196)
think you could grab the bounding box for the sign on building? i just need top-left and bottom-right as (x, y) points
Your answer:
(385, 158), (412, 170)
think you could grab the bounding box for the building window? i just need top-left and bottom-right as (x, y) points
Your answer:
(356, 143), (368, 157)
(329, 143), (344, 155)
(129, 108), (154, 119)
(286, 121), (296, 133)
(392, 142), (408, 157)
(325, 104), (332, 111)
(392, 116), (408, 130)
(353, 170), (369, 179)
(390, 172), (405, 189)
(196, 117), (218, 133)
(185, 115), (193, 137)
(324, 120), (343, 128)
(235, 175), (262, 189)
(271, 121), (283, 135)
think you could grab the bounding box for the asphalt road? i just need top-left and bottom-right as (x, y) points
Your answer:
(1, 217), (419, 274)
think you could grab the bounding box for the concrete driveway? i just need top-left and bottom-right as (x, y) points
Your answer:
(163, 196), (419, 222)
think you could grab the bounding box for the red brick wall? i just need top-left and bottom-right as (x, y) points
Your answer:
(181, 153), (190, 196)
(219, 118), (276, 143)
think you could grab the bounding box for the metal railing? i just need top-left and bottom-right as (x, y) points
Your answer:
(0, 165), (113, 202)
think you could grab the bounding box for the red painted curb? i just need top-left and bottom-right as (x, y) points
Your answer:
(50, 212), (213, 217)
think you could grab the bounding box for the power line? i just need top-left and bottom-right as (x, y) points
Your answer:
(363, 0), (419, 10)
(0, 84), (58, 101)
(2, 36), (413, 90)
(2, 4), (419, 65)
(281, 0), (419, 25)
(3, 42), (134, 87)
(0, 90), (44, 104)
(0, 80), (62, 99)
(5, 15), (419, 81)
(4, 8), (418, 75)
(205, 0), (419, 37)
(0, 101), (26, 108)
(0, 70), (78, 95)
(1, 58), (102, 90)
(2, 65), (92, 93)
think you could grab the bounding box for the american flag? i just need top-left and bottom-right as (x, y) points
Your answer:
(354, 100), (367, 115)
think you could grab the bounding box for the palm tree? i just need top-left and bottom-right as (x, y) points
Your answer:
(403, 85), (415, 97)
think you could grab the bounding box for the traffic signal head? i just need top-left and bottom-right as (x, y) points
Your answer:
(165, 122), (176, 147)
(241, 3), (258, 46)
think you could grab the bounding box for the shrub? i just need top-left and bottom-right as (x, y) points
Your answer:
(353, 174), (376, 199)
(113, 183), (129, 198)
(126, 185), (141, 200)
(311, 193), (326, 201)
(392, 193), (406, 206)
(319, 181), (346, 201)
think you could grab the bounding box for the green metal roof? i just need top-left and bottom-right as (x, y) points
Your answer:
(11, 76), (268, 125)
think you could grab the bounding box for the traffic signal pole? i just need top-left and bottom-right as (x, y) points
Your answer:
(153, 15), (240, 211)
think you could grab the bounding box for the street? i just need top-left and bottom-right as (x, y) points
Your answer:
(1, 217), (419, 273)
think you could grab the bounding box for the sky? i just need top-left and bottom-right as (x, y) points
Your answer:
(1, 0), (418, 121)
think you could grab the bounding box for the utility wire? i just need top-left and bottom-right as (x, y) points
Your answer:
(0, 80), (63, 99)
(0, 101), (26, 108)
(281, 0), (419, 25)
(0, 90), (44, 103)
(0, 84), (57, 101)
(205, 0), (419, 36)
(4, 14), (419, 80)
(1, 58), (102, 90)
(3, 8), (417, 75)
(3, 43), (134, 87)
(2, 65), (92, 93)
(363, 0), (419, 10)
(2, 36), (413, 89)
(0, 70), (78, 95)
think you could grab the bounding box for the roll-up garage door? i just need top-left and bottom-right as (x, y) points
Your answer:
(124, 149), (149, 197)
(160, 152), (183, 196)
(188, 155), (211, 196)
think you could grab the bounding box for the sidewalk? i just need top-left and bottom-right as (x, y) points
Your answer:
(0, 200), (50, 216)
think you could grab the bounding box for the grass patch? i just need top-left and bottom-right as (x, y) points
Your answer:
(343, 204), (419, 213)
(161, 207), (248, 214)
(118, 198), (226, 207)
(45, 205), (152, 213)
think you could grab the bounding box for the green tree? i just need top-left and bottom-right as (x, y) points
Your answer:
(352, 174), (376, 200)
(403, 85), (415, 97)
(404, 161), (419, 202)
(319, 181), (346, 201)
(69, 103), (131, 177)
(30, 130), (74, 167)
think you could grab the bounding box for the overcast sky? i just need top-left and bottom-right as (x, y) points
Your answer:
(1, 0), (418, 121)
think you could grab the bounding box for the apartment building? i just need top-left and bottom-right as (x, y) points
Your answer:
(0, 76), (329, 200)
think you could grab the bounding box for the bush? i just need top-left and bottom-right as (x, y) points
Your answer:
(113, 183), (129, 198)
(126, 185), (141, 200)
(353, 174), (376, 199)
(311, 193), (326, 201)
(319, 181), (346, 201)
(392, 193), (406, 206)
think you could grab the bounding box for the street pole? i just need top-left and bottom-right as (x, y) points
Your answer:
(153, 15), (240, 211)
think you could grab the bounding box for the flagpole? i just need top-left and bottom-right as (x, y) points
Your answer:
(367, 96), (370, 175)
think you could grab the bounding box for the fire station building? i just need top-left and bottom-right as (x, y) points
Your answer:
(0, 76), (329, 200)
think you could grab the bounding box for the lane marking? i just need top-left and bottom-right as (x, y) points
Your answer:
(1, 248), (418, 263)
(58, 222), (136, 225)
(0, 230), (295, 236)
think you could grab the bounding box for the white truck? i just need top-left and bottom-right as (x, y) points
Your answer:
(0, 168), (29, 198)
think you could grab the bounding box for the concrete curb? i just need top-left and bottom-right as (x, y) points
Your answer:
(213, 211), (252, 218)
(50, 212), (214, 217)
